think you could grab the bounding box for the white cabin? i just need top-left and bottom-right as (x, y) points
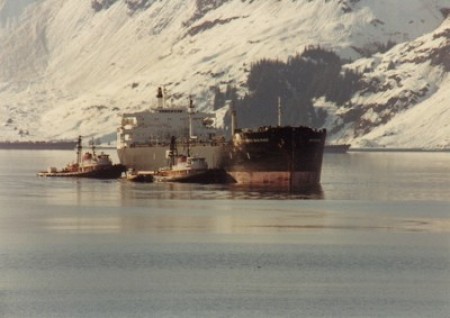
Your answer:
(117, 106), (217, 149)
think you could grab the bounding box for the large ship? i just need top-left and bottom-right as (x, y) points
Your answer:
(222, 126), (326, 187)
(117, 88), (226, 171)
(117, 88), (326, 188)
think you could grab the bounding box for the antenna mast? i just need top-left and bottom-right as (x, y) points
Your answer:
(76, 136), (82, 170)
(188, 96), (194, 140)
(231, 101), (237, 135)
(278, 96), (282, 127)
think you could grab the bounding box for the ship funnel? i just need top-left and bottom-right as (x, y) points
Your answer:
(157, 87), (164, 108)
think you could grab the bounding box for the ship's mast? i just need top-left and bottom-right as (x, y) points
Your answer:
(278, 96), (282, 127)
(76, 136), (82, 170)
(188, 97), (195, 156)
(90, 138), (96, 157)
(188, 96), (195, 153)
(231, 101), (237, 135)
(169, 136), (177, 168)
(187, 136), (190, 157)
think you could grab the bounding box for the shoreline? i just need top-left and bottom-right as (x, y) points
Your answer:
(1, 142), (449, 153)
(348, 147), (450, 153)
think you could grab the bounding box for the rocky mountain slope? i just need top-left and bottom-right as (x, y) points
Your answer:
(320, 16), (450, 148)
(0, 0), (448, 148)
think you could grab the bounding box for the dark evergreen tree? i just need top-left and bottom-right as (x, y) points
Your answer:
(215, 47), (361, 129)
(213, 87), (225, 110)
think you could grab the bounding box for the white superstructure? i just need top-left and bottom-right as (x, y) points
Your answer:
(117, 88), (217, 149)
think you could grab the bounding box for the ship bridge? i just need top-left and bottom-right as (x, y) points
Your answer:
(117, 107), (217, 149)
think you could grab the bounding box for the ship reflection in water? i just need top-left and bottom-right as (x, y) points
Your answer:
(42, 184), (327, 235)
(227, 183), (324, 200)
(119, 182), (324, 201)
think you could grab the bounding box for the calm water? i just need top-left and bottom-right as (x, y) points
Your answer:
(0, 150), (449, 317)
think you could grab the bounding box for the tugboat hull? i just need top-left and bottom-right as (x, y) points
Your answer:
(154, 168), (231, 184)
(38, 164), (126, 179)
(117, 144), (224, 171)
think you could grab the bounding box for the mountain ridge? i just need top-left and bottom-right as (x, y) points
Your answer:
(0, 0), (448, 148)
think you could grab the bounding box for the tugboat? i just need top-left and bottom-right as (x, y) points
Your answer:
(125, 169), (154, 183)
(37, 136), (126, 179)
(153, 136), (229, 183)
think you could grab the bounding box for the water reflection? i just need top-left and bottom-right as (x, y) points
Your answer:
(227, 183), (324, 199)
(41, 211), (330, 235)
(37, 199), (450, 235)
(2, 150), (450, 204)
(120, 181), (324, 202)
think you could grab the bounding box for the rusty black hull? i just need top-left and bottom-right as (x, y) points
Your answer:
(38, 164), (126, 179)
(154, 169), (233, 184)
(222, 126), (326, 186)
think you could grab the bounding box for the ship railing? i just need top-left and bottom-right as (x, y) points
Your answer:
(128, 138), (228, 148)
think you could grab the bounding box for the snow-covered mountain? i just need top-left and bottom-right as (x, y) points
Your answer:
(319, 16), (450, 148)
(0, 0), (448, 148)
